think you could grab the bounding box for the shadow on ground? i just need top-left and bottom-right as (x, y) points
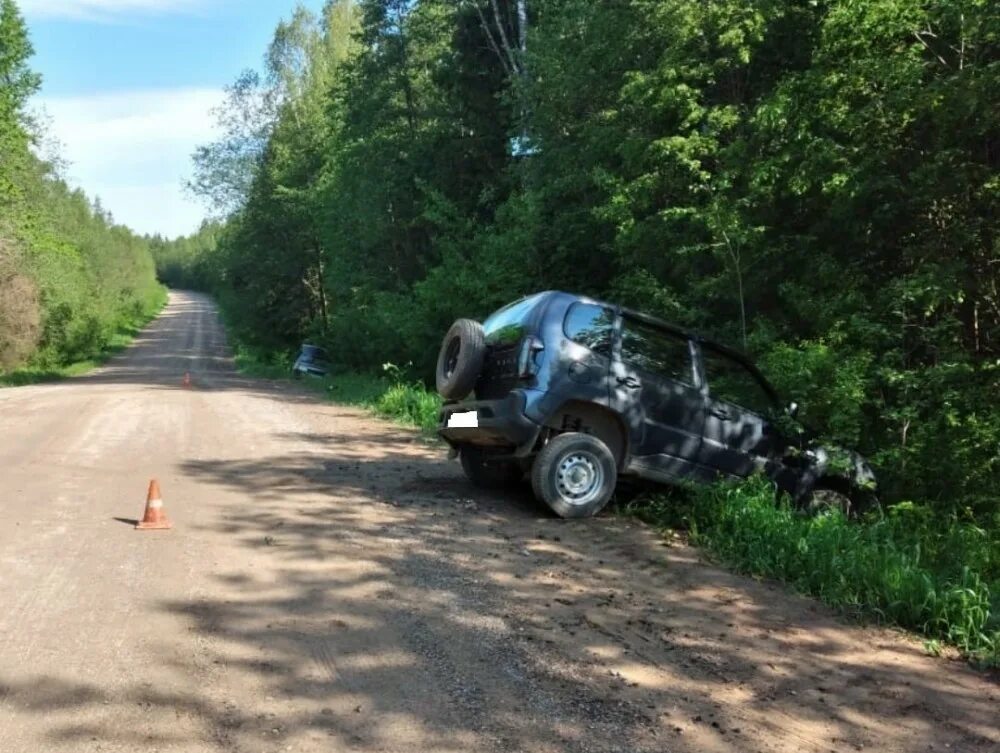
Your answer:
(15, 434), (997, 751)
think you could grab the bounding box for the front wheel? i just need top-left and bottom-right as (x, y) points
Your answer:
(804, 485), (876, 519)
(460, 448), (524, 488)
(531, 432), (618, 519)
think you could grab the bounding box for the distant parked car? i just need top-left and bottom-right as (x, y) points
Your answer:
(292, 344), (330, 379)
(435, 291), (877, 519)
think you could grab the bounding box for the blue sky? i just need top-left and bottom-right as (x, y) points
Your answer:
(22, 0), (323, 238)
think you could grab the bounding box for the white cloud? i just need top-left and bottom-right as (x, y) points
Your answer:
(37, 87), (224, 238)
(20, 0), (207, 22)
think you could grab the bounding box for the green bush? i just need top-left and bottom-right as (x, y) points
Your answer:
(230, 348), (442, 434)
(632, 477), (1000, 665)
(372, 382), (441, 433)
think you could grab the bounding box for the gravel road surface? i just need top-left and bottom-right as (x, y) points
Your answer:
(0, 291), (996, 753)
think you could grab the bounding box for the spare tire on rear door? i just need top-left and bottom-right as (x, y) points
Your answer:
(435, 318), (486, 400)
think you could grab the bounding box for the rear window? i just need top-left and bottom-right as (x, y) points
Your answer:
(564, 303), (614, 355)
(301, 345), (328, 360)
(483, 294), (544, 346)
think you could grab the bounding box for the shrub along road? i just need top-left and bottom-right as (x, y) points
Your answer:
(0, 291), (996, 753)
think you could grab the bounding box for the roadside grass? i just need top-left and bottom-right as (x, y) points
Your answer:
(233, 347), (441, 434)
(0, 290), (168, 387)
(628, 476), (1000, 667)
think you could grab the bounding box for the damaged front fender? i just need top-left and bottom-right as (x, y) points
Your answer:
(795, 444), (878, 503)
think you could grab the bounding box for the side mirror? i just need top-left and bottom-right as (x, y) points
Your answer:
(787, 401), (800, 419)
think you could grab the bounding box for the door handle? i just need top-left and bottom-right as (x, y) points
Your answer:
(616, 375), (641, 389)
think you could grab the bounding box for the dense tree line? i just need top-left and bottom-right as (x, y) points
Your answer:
(0, 0), (163, 373)
(160, 0), (999, 519)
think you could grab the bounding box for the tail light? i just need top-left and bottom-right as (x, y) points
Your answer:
(518, 336), (545, 378)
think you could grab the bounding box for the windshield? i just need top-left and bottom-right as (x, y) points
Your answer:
(483, 294), (545, 346)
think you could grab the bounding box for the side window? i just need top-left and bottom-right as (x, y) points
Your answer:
(564, 303), (615, 355)
(620, 317), (693, 383)
(702, 348), (775, 415)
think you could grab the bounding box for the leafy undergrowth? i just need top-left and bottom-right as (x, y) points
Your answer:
(629, 477), (1000, 666)
(0, 289), (168, 387)
(234, 349), (441, 434)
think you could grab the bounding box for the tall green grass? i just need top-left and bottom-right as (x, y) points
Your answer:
(325, 371), (441, 433)
(0, 287), (168, 386)
(232, 348), (442, 434)
(631, 477), (1000, 665)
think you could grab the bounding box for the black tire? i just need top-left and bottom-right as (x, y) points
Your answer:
(291, 367), (303, 380)
(531, 432), (618, 518)
(805, 484), (874, 518)
(460, 448), (524, 488)
(435, 319), (486, 400)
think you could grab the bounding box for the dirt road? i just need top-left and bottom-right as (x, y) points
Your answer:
(0, 291), (996, 753)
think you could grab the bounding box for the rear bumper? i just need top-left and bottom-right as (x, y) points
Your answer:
(293, 361), (329, 377)
(438, 390), (542, 454)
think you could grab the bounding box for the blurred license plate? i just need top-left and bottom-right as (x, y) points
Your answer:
(447, 411), (479, 428)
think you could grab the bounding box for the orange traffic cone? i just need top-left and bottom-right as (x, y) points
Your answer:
(182, 372), (192, 389)
(136, 479), (172, 530)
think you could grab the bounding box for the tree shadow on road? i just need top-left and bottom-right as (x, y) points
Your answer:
(104, 428), (1000, 750)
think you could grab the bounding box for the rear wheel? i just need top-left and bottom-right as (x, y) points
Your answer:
(460, 448), (523, 488)
(531, 432), (618, 519)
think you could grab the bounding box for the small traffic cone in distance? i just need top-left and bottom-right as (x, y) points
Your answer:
(136, 479), (172, 530)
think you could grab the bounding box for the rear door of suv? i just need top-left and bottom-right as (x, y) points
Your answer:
(696, 345), (781, 477)
(476, 294), (546, 399)
(558, 301), (616, 404)
(611, 315), (709, 481)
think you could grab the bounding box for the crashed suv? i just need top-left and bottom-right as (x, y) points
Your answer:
(436, 291), (876, 518)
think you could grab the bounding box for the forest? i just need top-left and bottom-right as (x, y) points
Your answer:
(163, 0), (999, 518)
(156, 0), (998, 659)
(0, 0), (164, 380)
(3, 0), (995, 658)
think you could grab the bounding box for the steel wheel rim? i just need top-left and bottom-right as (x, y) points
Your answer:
(556, 452), (603, 505)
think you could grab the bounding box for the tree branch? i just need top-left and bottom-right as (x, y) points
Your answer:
(516, 0), (527, 56)
(469, 1), (513, 76)
(489, 0), (522, 76)
(913, 30), (950, 68)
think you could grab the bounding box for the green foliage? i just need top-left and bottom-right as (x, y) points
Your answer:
(0, 292), (165, 385)
(631, 478), (1000, 665)
(231, 345), (441, 433)
(371, 363), (441, 432)
(0, 0), (40, 172)
(169, 0), (999, 656)
(149, 222), (224, 291)
(177, 0), (998, 523)
(0, 1), (164, 377)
